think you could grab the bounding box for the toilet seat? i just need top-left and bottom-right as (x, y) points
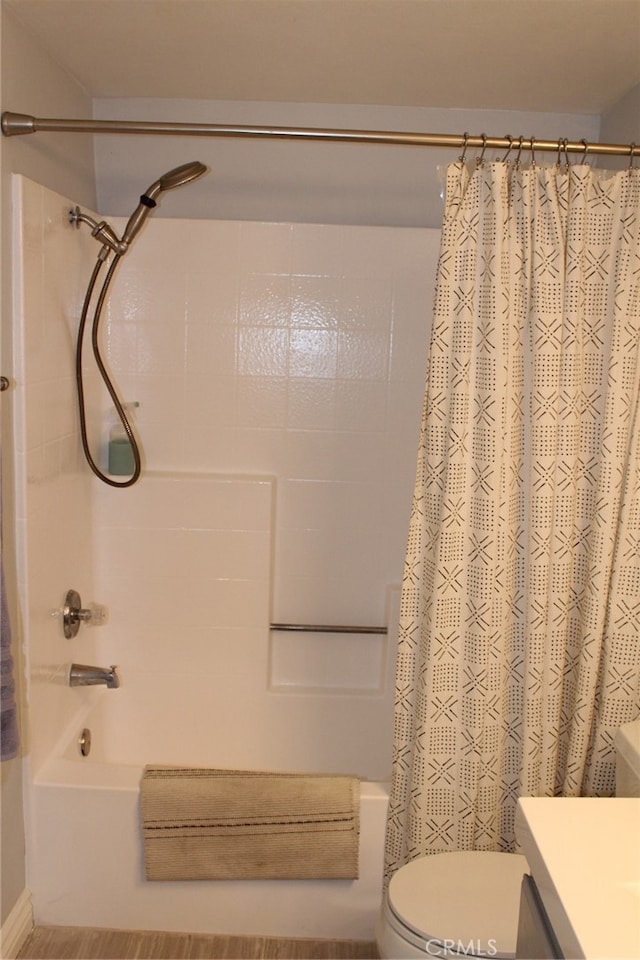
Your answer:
(382, 851), (528, 959)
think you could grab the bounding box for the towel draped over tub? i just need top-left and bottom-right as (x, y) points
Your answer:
(140, 766), (360, 881)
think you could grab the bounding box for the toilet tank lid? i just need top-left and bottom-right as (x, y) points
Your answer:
(615, 719), (640, 775)
(388, 851), (528, 958)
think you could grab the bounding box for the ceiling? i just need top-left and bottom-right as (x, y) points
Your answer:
(4, 0), (640, 115)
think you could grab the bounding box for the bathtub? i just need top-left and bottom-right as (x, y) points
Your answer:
(26, 683), (391, 940)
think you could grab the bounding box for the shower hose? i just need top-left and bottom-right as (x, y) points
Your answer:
(76, 252), (142, 488)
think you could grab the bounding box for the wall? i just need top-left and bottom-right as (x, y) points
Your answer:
(600, 83), (640, 169)
(0, 5), (95, 934)
(14, 184), (439, 785)
(12, 177), (103, 779)
(92, 217), (441, 785)
(1, 8), (96, 210)
(104, 216), (439, 626)
(94, 98), (601, 227)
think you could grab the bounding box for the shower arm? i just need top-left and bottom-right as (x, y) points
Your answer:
(2, 112), (639, 159)
(69, 206), (123, 255)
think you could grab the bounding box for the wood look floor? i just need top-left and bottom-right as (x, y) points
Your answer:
(18, 926), (379, 959)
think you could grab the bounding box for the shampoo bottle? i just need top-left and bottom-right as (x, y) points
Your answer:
(108, 402), (139, 475)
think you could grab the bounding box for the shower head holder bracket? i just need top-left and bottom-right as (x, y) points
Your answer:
(69, 206), (124, 255)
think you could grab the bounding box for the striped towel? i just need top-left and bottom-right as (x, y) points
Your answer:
(140, 766), (360, 881)
(1, 545), (19, 762)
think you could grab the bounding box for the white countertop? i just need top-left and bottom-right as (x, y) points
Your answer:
(515, 797), (640, 959)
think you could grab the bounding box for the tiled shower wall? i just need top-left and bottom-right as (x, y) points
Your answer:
(13, 175), (441, 776)
(12, 177), (105, 774)
(105, 216), (440, 625)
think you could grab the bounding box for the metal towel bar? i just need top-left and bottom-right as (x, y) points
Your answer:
(270, 622), (387, 635)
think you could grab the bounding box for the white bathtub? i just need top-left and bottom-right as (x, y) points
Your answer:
(27, 685), (391, 940)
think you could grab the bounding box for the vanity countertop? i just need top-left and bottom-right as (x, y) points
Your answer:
(515, 797), (640, 959)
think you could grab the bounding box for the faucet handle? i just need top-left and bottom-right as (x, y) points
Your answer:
(62, 589), (108, 637)
(84, 602), (108, 627)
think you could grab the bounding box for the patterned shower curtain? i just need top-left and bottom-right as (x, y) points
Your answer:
(385, 160), (640, 879)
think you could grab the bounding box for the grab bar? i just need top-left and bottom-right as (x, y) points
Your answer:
(270, 622), (387, 635)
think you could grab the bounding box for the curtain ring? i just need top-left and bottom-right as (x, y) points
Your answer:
(629, 143), (637, 173)
(501, 134), (514, 163)
(515, 135), (525, 169)
(580, 138), (589, 164)
(530, 136), (536, 168)
(476, 133), (488, 167)
(556, 138), (569, 170)
(459, 132), (470, 164)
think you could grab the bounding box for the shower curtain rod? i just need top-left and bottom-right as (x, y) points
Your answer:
(2, 111), (638, 158)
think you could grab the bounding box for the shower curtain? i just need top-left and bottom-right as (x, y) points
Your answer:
(385, 159), (640, 878)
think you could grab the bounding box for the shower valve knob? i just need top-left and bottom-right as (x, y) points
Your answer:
(62, 589), (108, 638)
(85, 602), (108, 627)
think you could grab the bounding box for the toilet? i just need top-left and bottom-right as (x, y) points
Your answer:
(376, 850), (528, 959)
(377, 717), (640, 959)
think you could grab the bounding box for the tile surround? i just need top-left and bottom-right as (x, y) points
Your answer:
(106, 213), (440, 625)
(13, 174), (441, 778)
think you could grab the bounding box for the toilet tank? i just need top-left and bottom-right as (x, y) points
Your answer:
(615, 719), (640, 796)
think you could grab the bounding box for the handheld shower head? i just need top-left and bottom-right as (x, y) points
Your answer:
(73, 160), (208, 489)
(119, 161), (207, 252)
(70, 161), (208, 257)
(158, 161), (208, 193)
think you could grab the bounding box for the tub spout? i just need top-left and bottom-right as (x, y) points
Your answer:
(69, 663), (120, 689)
